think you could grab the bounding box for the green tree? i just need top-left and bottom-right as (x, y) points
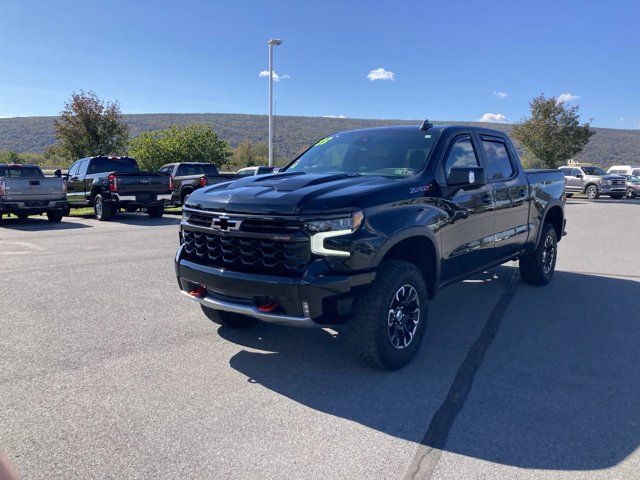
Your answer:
(129, 124), (232, 171)
(0, 150), (23, 164)
(52, 91), (129, 162)
(225, 141), (269, 170)
(511, 94), (594, 168)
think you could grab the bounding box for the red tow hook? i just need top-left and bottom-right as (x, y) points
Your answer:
(257, 301), (279, 313)
(188, 284), (207, 299)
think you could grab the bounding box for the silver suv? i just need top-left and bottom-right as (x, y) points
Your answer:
(559, 166), (627, 199)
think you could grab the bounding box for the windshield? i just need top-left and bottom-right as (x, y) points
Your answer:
(284, 129), (438, 178)
(581, 166), (607, 176)
(0, 166), (44, 178)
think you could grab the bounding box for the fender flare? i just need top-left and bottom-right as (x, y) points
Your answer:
(372, 226), (441, 286)
(535, 200), (564, 246)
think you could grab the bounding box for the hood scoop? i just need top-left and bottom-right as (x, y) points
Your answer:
(254, 173), (357, 192)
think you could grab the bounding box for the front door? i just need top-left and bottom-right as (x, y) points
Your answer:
(66, 160), (84, 206)
(439, 134), (496, 283)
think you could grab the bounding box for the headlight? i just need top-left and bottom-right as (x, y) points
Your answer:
(306, 210), (364, 257)
(304, 210), (363, 233)
(601, 179), (610, 185)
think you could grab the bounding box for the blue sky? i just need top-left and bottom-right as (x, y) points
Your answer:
(1, 0), (638, 128)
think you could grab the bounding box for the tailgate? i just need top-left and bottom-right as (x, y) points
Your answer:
(1, 178), (64, 202)
(113, 172), (170, 194)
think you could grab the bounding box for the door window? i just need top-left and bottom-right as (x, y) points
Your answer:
(68, 162), (80, 177)
(481, 139), (515, 181)
(78, 159), (89, 177)
(444, 137), (480, 177)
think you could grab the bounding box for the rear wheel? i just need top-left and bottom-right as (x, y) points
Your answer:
(585, 185), (599, 199)
(62, 205), (71, 216)
(94, 194), (114, 221)
(46, 210), (63, 223)
(148, 204), (164, 218)
(200, 305), (255, 328)
(519, 223), (558, 286)
(347, 259), (428, 370)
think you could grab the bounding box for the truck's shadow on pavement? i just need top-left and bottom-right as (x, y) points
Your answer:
(0, 216), (92, 230)
(220, 267), (640, 472)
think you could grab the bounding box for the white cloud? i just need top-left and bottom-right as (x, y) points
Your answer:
(557, 92), (580, 103)
(367, 67), (395, 81)
(478, 113), (508, 123)
(259, 70), (290, 82)
(323, 114), (347, 118)
(493, 90), (508, 99)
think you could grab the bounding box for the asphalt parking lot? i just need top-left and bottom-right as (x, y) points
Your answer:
(1, 199), (639, 480)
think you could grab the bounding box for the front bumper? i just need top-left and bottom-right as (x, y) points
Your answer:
(0, 199), (67, 214)
(175, 245), (375, 326)
(599, 185), (626, 194)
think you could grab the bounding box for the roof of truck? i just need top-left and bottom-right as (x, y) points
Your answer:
(334, 124), (507, 137)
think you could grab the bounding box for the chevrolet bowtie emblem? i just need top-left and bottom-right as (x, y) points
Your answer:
(211, 215), (242, 231)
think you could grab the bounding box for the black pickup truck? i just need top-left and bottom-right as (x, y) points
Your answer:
(65, 156), (172, 220)
(158, 162), (234, 206)
(175, 123), (566, 369)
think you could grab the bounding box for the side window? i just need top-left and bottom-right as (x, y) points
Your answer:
(444, 137), (479, 177)
(67, 162), (80, 177)
(159, 166), (172, 174)
(78, 160), (89, 177)
(481, 139), (515, 181)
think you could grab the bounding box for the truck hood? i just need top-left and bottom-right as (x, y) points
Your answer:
(184, 172), (397, 215)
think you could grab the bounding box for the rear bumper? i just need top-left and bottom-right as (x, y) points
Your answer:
(0, 199), (67, 214)
(110, 193), (171, 204)
(174, 245), (375, 326)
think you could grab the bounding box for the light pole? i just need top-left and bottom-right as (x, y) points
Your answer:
(268, 38), (282, 167)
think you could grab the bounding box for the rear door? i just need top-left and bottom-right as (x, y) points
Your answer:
(478, 134), (530, 261)
(439, 134), (496, 282)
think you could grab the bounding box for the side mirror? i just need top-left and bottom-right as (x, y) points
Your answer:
(53, 169), (62, 177)
(447, 166), (487, 189)
(576, 173), (583, 178)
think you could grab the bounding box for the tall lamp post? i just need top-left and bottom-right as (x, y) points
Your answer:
(267, 38), (282, 167)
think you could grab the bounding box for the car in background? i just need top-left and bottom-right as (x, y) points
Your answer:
(624, 175), (640, 198)
(65, 156), (172, 220)
(0, 164), (67, 223)
(235, 166), (277, 177)
(158, 162), (235, 206)
(559, 165), (627, 199)
(608, 165), (640, 177)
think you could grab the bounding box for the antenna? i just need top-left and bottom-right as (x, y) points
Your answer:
(420, 119), (433, 131)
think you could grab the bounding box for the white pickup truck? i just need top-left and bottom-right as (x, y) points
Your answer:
(0, 164), (67, 223)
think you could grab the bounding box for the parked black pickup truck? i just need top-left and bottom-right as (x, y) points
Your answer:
(175, 123), (566, 369)
(65, 156), (172, 220)
(158, 162), (234, 206)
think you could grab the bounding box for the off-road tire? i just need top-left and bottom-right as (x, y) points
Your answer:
(585, 185), (599, 199)
(519, 223), (558, 286)
(200, 305), (255, 328)
(47, 210), (63, 223)
(347, 259), (428, 370)
(94, 194), (114, 221)
(148, 204), (164, 218)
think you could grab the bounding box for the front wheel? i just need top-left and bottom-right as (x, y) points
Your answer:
(585, 185), (599, 199)
(46, 210), (63, 223)
(519, 223), (558, 286)
(347, 259), (428, 370)
(628, 188), (636, 199)
(148, 204), (164, 218)
(94, 194), (114, 221)
(200, 305), (255, 328)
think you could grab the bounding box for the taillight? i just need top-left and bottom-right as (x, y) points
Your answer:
(0, 180), (5, 196)
(199, 176), (207, 187)
(169, 175), (174, 191)
(61, 179), (67, 195)
(108, 174), (118, 192)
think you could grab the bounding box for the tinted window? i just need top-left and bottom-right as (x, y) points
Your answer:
(67, 161), (80, 177)
(285, 130), (438, 178)
(158, 165), (173, 174)
(236, 168), (254, 177)
(88, 157), (139, 174)
(0, 166), (44, 178)
(481, 139), (515, 180)
(581, 166), (606, 176)
(559, 168), (571, 176)
(444, 137), (479, 176)
(631, 168), (640, 176)
(202, 164), (219, 175)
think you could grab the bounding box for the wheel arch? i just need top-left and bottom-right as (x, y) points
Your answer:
(373, 228), (440, 298)
(538, 202), (564, 245)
